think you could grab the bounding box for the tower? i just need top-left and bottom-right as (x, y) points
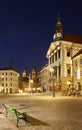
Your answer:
(53, 12), (63, 41)
(22, 68), (28, 78)
(32, 66), (37, 80)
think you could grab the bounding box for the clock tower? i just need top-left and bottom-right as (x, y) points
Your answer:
(53, 12), (63, 41)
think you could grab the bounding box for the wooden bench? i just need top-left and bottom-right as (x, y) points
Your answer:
(3, 103), (27, 127)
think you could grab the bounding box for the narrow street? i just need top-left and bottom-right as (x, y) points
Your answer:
(0, 94), (82, 130)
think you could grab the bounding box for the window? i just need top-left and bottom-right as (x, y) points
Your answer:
(67, 65), (71, 76)
(2, 73), (4, 75)
(59, 65), (61, 77)
(52, 55), (54, 63)
(53, 67), (57, 78)
(58, 49), (60, 58)
(10, 72), (12, 75)
(67, 50), (70, 57)
(55, 53), (57, 60)
(80, 59), (82, 64)
(2, 78), (4, 81)
(67, 69), (71, 75)
(6, 83), (8, 87)
(10, 83), (12, 87)
(2, 83), (4, 87)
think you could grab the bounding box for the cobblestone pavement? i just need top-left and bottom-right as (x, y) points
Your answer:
(0, 94), (82, 130)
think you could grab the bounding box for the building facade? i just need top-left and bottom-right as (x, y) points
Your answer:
(19, 68), (29, 93)
(40, 64), (49, 91)
(0, 68), (19, 94)
(46, 13), (82, 91)
(72, 49), (82, 89)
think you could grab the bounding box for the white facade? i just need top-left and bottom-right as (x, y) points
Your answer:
(46, 40), (82, 91)
(0, 69), (19, 94)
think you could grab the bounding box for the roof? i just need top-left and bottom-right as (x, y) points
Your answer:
(62, 33), (82, 44)
(72, 49), (82, 59)
(0, 67), (13, 70)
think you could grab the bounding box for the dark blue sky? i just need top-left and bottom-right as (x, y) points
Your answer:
(0, 0), (82, 73)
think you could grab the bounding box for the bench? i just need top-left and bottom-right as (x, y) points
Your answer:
(3, 103), (27, 127)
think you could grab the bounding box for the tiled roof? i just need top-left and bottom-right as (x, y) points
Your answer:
(62, 33), (82, 43)
(72, 49), (82, 59)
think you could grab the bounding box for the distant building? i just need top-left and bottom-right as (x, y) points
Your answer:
(40, 64), (49, 91)
(19, 67), (40, 93)
(22, 68), (28, 78)
(31, 66), (37, 80)
(31, 66), (40, 92)
(19, 68), (29, 93)
(0, 67), (19, 94)
(46, 13), (82, 91)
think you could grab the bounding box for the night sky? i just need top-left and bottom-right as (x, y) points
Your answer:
(0, 0), (82, 73)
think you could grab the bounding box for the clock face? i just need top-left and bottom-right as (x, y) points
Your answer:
(57, 33), (61, 37)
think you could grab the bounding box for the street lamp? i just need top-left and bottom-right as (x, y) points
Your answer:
(49, 67), (55, 97)
(28, 73), (33, 93)
(28, 73), (31, 92)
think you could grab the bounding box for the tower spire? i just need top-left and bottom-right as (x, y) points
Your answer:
(58, 10), (60, 18)
(53, 11), (63, 41)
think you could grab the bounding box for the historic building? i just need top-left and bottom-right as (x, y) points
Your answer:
(19, 68), (29, 93)
(19, 67), (40, 93)
(72, 49), (82, 88)
(40, 64), (49, 91)
(0, 67), (19, 94)
(31, 66), (40, 92)
(46, 13), (82, 91)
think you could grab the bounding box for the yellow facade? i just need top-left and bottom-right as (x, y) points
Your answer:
(72, 52), (82, 88)
(46, 40), (82, 91)
(0, 69), (19, 94)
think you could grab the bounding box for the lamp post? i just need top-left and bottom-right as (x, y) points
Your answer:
(30, 79), (33, 93)
(28, 73), (31, 92)
(49, 67), (55, 97)
(28, 73), (33, 93)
